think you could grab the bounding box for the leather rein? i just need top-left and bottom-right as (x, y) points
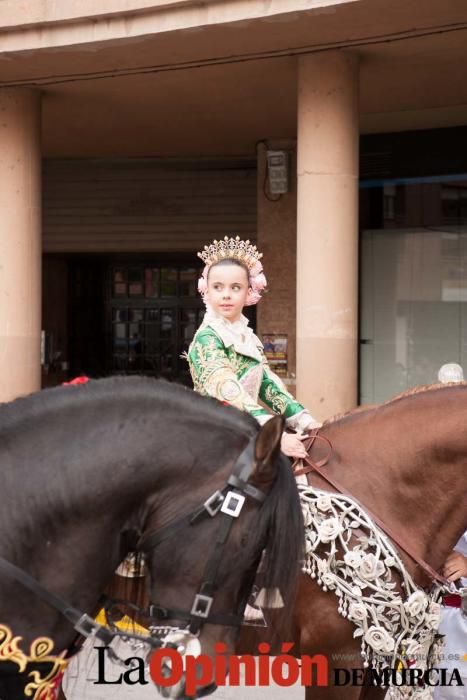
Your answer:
(293, 429), (450, 588)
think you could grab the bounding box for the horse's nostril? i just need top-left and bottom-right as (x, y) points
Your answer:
(155, 668), (188, 699)
(157, 662), (176, 697)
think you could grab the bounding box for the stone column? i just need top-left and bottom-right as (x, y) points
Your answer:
(0, 89), (42, 402)
(296, 51), (359, 420)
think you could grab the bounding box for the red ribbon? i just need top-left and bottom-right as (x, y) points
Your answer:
(61, 376), (90, 386)
(442, 593), (462, 608)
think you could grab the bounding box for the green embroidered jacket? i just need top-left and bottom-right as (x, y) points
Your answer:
(187, 313), (315, 430)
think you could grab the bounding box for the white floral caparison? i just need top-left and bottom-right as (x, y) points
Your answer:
(299, 483), (446, 700)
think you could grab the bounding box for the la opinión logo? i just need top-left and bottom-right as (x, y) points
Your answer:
(93, 644), (464, 696)
(94, 642), (327, 695)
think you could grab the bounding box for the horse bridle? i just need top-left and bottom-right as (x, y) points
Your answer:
(0, 435), (269, 652)
(138, 436), (267, 635)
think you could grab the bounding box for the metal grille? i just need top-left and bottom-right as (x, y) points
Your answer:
(108, 263), (205, 385)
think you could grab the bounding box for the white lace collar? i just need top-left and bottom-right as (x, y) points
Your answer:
(200, 307), (263, 362)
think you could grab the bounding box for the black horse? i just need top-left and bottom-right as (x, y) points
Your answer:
(0, 376), (303, 699)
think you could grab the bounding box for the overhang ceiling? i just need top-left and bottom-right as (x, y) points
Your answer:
(0, 0), (466, 156)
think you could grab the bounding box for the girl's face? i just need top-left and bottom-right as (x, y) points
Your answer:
(206, 263), (250, 322)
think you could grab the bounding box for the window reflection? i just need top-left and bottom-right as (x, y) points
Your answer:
(145, 268), (159, 298)
(360, 176), (467, 403)
(161, 269), (177, 296)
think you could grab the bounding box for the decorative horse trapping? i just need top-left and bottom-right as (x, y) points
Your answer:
(0, 624), (68, 700)
(298, 484), (446, 699)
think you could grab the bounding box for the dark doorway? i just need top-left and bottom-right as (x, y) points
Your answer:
(68, 257), (108, 379)
(44, 253), (256, 387)
(107, 259), (205, 385)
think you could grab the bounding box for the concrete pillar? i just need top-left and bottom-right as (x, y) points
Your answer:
(296, 51), (359, 420)
(0, 89), (42, 402)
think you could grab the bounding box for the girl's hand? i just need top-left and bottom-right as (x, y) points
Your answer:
(443, 551), (467, 582)
(281, 432), (309, 460)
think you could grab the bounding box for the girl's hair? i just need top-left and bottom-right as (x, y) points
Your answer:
(207, 258), (250, 284)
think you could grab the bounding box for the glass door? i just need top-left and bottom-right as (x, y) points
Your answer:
(109, 262), (205, 384)
(360, 175), (467, 403)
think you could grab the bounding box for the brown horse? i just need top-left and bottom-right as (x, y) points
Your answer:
(238, 382), (467, 700)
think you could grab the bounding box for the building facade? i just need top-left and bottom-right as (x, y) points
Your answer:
(1, 0), (466, 419)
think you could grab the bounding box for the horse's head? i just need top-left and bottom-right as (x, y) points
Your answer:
(138, 415), (303, 699)
(0, 378), (303, 699)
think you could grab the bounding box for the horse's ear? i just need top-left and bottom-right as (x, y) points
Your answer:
(251, 415), (285, 483)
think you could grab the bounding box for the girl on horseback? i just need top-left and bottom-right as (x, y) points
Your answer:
(187, 236), (321, 460)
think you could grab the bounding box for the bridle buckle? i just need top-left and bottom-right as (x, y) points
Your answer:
(191, 594), (214, 618)
(74, 613), (114, 645)
(220, 491), (245, 518)
(204, 490), (224, 517)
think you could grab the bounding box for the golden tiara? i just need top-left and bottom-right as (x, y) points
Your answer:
(197, 236), (263, 270)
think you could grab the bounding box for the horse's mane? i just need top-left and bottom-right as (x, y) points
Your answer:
(383, 380), (467, 405)
(0, 375), (257, 550)
(0, 375), (257, 436)
(242, 448), (304, 622)
(325, 380), (467, 425)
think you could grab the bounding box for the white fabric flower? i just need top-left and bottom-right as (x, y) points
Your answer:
(348, 602), (367, 622)
(429, 638), (445, 667)
(317, 517), (343, 543)
(424, 601), (441, 630)
(316, 494), (332, 512)
(344, 549), (364, 569)
(425, 614), (440, 631)
(321, 571), (337, 589)
(403, 638), (421, 658)
(317, 558), (329, 576)
(411, 690), (435, 700)
(301, 505), (312, 527)
(404, 591), (429, 617)
(358, 553), (385, 581)
(364, 625), (395, 653)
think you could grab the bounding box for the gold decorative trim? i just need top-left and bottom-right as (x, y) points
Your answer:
(0, 624), (68, 700)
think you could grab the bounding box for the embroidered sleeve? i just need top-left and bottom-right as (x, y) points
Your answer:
(188, 329), (272, 424)
(259, 358), (319, 432)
